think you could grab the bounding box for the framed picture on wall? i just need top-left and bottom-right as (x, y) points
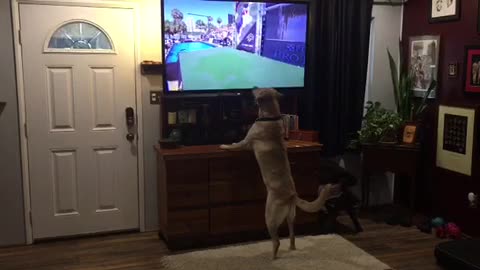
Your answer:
(429, 0), (460, 23)
(409, 35), (440, 98)
(436, 105), (476, 176)
(464, 46), (480, 93)
(448, 62), (458, 78)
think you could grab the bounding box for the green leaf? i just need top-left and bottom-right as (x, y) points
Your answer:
(415, 80), (437, 118)
(387, 49), (400, 112)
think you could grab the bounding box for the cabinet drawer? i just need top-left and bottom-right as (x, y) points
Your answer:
(294, 176), (320, 197)
(167, 209), (209, 238)
(290, 152), (321, 197)
(209, 155), (260, 180)
(210, 203), (318, 236)
(288, 151), (321, 169)
(210, 204), (265, 235)
(168, 184), (208, 209)
(165, 159), (208, 185)
(209, 156), (264, 204)
(210, 181), (266, 204)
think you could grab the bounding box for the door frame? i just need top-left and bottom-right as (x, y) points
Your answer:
(11, 0), (145, 244)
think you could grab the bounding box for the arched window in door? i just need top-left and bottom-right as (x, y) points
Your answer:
(45, 20), (114, 53)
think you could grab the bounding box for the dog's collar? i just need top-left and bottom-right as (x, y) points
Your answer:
(255, 116), (282, 122)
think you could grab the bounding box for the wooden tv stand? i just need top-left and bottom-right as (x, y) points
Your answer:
(156, 140), (324, 249)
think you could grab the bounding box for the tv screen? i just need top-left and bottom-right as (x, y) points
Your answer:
(162, 0), (309, 92)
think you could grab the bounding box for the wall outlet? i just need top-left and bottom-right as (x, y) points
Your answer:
(150, 91), (161, 105)
(468, 192), (478, 208)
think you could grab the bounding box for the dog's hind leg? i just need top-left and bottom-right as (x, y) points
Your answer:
(287, 203), (296, 250)
(266, 222), (280, 260)
(265, 196), (289, 259)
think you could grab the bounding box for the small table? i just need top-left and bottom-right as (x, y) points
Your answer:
(361, 143), (421, 209)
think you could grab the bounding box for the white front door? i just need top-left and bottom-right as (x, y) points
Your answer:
(20, 3), (139, 239)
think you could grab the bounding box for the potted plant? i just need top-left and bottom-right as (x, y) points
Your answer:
(387, 45), (437, 119)
(387, 42), (437, 144)
(348, 43), (436, 150)
(357, 101), (403, 145)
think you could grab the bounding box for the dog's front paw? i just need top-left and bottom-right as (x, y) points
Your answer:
(220, 144), (230, 150)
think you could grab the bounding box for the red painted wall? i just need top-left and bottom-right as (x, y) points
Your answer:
(403, 0), (480, 235)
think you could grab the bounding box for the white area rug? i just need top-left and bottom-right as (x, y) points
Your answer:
(161, 235), (392, 270)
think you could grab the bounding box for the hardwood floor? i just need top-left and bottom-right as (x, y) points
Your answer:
(0, 216), (446, 270)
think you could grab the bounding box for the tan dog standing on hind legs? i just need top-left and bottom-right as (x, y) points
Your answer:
(220, 88), (334, 259)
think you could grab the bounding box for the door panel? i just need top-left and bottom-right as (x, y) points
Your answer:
(20, 4), (139, 239)
(47, 67), (75, 131)
(94, 147), (118, 211)
(91, 67), (116, 129)
(52, 150), (79, 215)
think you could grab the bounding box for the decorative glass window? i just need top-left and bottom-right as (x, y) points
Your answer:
(46, 21), (114, 52)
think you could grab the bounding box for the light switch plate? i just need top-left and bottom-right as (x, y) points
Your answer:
(150, 91), (161, 105)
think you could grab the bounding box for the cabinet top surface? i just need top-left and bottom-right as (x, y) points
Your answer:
(155, 140), (322, 160)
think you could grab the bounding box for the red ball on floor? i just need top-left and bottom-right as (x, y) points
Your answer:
(445, 223), (462, 239)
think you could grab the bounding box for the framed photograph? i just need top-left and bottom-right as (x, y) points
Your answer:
(429, 0), (460, 23)
(402, 123), (418, 144)
(464, 46), (480, 93)
(436, 105), (476, 176)
(448, 62), (458, 78)
(409, 36), (440, 98)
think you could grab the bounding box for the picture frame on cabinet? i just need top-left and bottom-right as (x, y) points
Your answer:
(429, 0), (460, 23)
(403, 123), (418, 144)
(464, 46), (480, 93)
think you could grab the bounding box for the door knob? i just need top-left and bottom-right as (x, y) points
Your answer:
(126, 133), (135, 142)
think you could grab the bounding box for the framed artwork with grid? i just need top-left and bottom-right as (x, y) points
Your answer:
(436, 105), (477, 176)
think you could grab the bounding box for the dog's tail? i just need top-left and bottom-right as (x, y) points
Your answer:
(295, 184), (332, 213)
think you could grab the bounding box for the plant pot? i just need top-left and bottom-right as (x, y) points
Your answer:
(380, 129), (399, 144)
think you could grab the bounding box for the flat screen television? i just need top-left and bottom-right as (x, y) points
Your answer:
(162, 0), (309, 93)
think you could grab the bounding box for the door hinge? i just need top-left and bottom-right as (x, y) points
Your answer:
(24, 123), (28, 138)
(18, 30), (22, 45)
(29, 211), (33, 226)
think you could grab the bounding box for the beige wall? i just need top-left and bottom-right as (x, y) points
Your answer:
(129, 0), (164, 231)
(0, 0), (26, 247)
(366, 5), (403, 111)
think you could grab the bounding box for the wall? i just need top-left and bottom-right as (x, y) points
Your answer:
(357, 5), (404, 205)
(366, 5), (403, 111)
(0, 1), (26, 246)
(403, 0), (480, 235)
(135, 0), (163, 232)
